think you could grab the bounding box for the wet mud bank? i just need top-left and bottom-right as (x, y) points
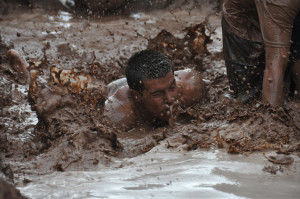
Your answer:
(0, 0), (300, 198)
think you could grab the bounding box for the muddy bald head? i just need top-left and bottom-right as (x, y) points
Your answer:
(125, 49), (173, 93)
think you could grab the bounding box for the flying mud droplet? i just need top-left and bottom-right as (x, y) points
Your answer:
(167, 104), (174, 127)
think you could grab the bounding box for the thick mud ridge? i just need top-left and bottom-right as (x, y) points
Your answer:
(0, 0), (299, 196)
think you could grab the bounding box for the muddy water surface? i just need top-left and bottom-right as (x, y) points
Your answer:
(0, 3), (300, 199)
(17, 146), (300, 199)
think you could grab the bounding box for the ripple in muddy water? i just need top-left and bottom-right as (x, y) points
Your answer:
(18, 148), (300, 199)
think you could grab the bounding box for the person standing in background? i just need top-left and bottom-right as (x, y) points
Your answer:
(222, 0), (300, 105)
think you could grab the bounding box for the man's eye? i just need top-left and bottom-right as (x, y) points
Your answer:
(152, 92), (163, 97)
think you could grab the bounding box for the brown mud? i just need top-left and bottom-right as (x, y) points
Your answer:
(0, 0), (300, 196)
(0, 179), (27, 199)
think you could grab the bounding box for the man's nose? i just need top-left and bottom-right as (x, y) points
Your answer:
(165, 91), (174, 104)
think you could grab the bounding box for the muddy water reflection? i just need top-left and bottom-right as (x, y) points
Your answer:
(18, 145), (300, 199)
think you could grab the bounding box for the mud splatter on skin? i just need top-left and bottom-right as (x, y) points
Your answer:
(0, 1), (299, 193)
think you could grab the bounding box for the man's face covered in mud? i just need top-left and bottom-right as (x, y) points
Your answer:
(140, 70), (178, 121)
(126, 50), (179, 122)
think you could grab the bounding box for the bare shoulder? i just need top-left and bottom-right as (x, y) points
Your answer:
(107, 77), (127, 98)
(103, 85), (137, 130)
(175, 69), (206, 106)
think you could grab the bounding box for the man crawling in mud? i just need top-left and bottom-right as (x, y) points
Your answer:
(222, 0), (300, 105)
(7, 48), (206, 131)
(104, 49), (206, 130)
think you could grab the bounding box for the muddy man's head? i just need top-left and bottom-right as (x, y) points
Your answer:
(125, 49), (178, 121)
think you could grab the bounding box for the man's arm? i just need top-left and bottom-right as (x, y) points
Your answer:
(103, 86), (137, 130)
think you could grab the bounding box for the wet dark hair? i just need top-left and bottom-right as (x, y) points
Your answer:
(125, 49), (173, 92)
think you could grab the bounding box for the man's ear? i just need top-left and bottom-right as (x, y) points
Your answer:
(130, 89), (143, 102)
